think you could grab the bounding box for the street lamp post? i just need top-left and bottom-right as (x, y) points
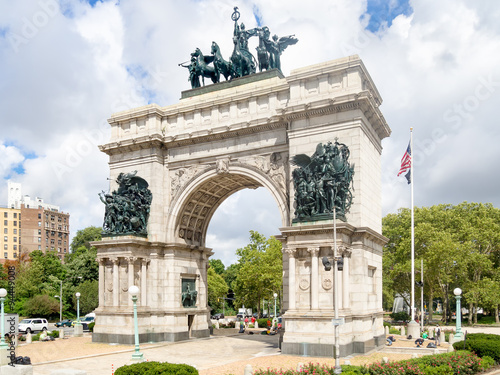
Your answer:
(273, 293), (277, 321)
(128, 285), (144, 361)
(75, 292), (81, 325)
(0, 288), (8, 349)
(453, 288), (464, 340)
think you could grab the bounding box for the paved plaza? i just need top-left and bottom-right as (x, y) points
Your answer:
(11, 326), (500, 375)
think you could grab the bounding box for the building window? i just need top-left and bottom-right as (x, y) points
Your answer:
(13, 229), (17, 235)
(58, 217), (62, 223)
(51, 215), (55, 221)
(13, 253), (17, 258)
(3, 213), (6, 218)
(64, 248), (67, 253)
(13, 237), (16, 243)
(3, 237), (7, 242)
(38, 245), (41, 250)
(38, 229), (41, 235)
(58, 247), (61, 252)
(3, 220), (7, 226)
(3, 252), (7, 258)
(13, 213), (17, 218)
(38, 237), (41, 243)
(3, 229), (6, 234)
(45, 238), (48, 243)
(38, 213), (41, 219)
(50, 239), (55, 245)
(13, 245), (17, 251)
(38, 221), (41, 227)
(13, 221), (16, 226)
(3, 245), (6, 250)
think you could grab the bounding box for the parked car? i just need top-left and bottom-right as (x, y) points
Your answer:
(211, 313), (224, 320)
(72, 316), (95, 327)
(55, 319), (72, 327)
(18, 318), (48, 334)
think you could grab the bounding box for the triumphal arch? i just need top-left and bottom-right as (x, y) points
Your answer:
(92, 8), (390, 357)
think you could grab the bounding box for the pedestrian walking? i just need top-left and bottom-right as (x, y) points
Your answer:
(435, 324), (441, 346)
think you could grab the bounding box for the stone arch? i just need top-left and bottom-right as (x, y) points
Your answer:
(167, 165), (289, 247)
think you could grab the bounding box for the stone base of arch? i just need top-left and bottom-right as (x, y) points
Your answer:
(91, 237), (212, 344)
(278, 222), (387, 357)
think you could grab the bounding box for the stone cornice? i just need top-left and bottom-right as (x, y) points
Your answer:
(99, 121), (288, 156)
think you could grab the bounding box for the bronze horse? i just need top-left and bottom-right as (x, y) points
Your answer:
(211, 42), (233, 81)
(191, 48), (218, 86)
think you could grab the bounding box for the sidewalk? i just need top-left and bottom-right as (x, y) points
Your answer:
(14, 328), (500, 375)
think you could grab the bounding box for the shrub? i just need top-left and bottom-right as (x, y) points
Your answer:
(453, 333), (500, 363)
(389, 311), (410, 323)
(88, 322), (95, 332)
(49, 330), (59, 338)
(114, 361), (198, 375)
(31, 333), (41, 342)
(257, 318), (270, 327)
(389, 327), (400, 335)
(383, 321), (391, 328)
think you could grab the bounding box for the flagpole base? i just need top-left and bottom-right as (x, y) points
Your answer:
(407, 321), (420, 338)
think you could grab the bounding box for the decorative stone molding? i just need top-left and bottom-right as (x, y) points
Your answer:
(238, 152), (288, 197)
(307, 247), (320, 257)
(284, 247), (296, 257)
(299, 279), (310, 290)
(170, 165), (208, 199)
(322, 277), (333, 290)
(216, 158), (230, 174)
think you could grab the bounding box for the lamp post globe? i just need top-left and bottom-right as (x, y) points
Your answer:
(453, 288), (462, 296)
(0, 288), (7, 348)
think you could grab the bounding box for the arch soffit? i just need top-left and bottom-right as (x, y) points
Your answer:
(168, 165), (289, 247)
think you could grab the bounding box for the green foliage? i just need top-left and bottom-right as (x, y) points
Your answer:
(209, 259), (225, 275)
(383, 202), (500, 324)
(207, 267), (228, 312)
(72, 279), (98, 315)
(389, 311), (410, 322)
(23, 294), (59, 318)
(389, 327), (400, 335)
(233, 231), (282, 314)
(31, 333), (41, 342)
(453, 333), (500, 363)
(65, 246), (98, 285)
(114, 361), (198, 375)
(88, 322), (95, 332)
(49, 330), (59, 338)
(480, 356), (495, 370)
(69, 226), (102, 253)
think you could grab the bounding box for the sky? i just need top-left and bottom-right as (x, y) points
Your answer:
(0, 0), (499, 267)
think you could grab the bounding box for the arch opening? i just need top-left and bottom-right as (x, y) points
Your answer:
(173, 169), (288, 248)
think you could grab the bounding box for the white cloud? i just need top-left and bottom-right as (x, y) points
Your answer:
(0, 0), (499, 266)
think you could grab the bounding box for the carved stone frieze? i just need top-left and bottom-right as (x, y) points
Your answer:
(238, 152), (288, 197)
(170, 165), (208, 199)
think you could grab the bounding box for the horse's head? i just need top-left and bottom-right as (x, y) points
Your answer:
(211, 41), (218, 54)
(192, 48), (202, 57)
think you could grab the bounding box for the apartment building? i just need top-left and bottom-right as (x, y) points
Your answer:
(0, 207), (21, 259)
(7, 181), (70, 261)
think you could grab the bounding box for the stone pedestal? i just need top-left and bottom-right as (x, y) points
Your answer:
(58, 329), (64, 339)
(278, 223), (387, 357)
(0, 365), (33, 375)
(0, 348), (9, 366)
(73, 324), (83, 338)
(92, 237), (211, 344)
(407, 321), (420, 339)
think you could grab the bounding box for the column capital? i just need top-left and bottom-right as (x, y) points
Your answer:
(340, 246), (352, 258)
(283, 246), (297, 257)
(307, 246), (320, 257)
(110, 257), (119, 265)
(97, 257), (107, 265)
(126, 256), (138, 263)
(141, 258), (151, 266)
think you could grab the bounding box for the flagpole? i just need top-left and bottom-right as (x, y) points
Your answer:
(410, 128), (415, 323)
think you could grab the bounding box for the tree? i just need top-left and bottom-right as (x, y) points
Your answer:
(207, 268), (228, 313)
(23, 294), (59, 318)
(209, 259), (225, 275)
(73, 279), (99, 315)
(70, 226), (102, 253)
(383, 202), (500, 324)
(65, 246), (99, 285)
(232, 231), (282, 316)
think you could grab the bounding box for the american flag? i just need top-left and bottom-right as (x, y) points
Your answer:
(397, 142), (411, 184)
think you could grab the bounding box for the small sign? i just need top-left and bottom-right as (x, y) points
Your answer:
(331, 318), (345, 326)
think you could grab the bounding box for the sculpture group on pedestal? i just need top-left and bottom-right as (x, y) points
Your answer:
(291, 140), (355, 222)
(99, 171), (152, 236)
(179, 7), (298, 88)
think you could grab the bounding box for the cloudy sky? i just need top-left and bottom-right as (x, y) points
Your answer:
(1, 0), (499, 267)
